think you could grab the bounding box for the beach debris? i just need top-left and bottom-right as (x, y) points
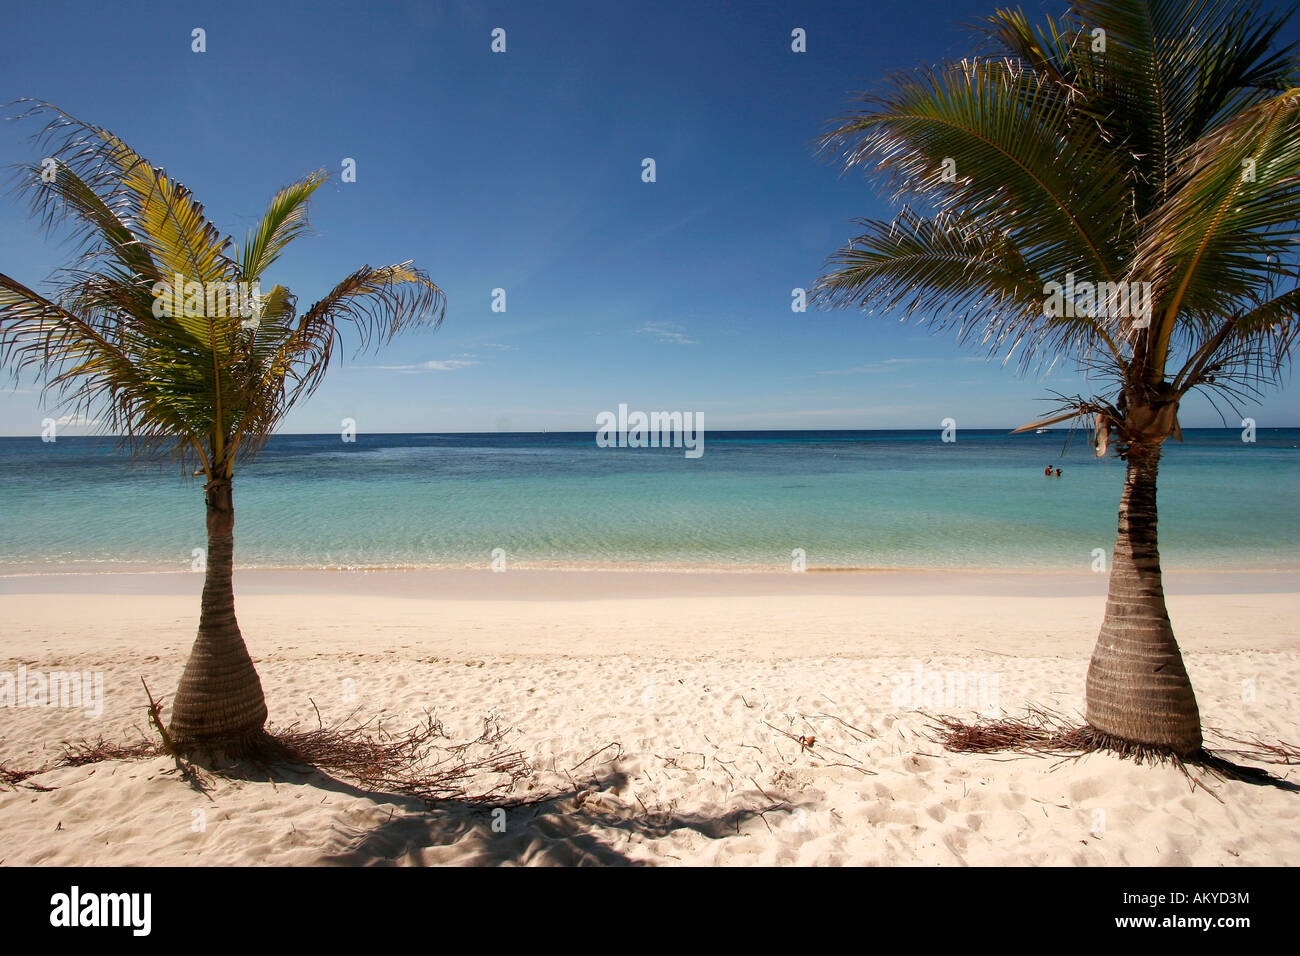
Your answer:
(269, 709), (532, 807)
(923, 706), (1300, 797)
(0, 704), (536, 809)
(0, 762), (53, 791)
(761, 717), (877, 776)
(1203, 728), (1300, 766)
(0, 735), (164, 793)
(140, 678), (177, 757)
(567, 741), (623, 774)
(678, 752), (706, 771)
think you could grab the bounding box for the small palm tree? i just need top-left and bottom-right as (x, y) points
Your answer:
(813, 0), (1299, 755)
(0, 103), (445, 753)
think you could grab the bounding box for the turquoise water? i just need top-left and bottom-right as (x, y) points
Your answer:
(0, 429), (1296, 572)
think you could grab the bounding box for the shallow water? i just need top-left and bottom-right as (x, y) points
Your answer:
(1, 429), (1296, 572)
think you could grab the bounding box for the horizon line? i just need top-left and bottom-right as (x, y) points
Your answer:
(4, 424), (1296, 438)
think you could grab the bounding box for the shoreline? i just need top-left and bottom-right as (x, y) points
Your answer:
(4, 558), (1298, 575)
(1, 565), (1298, 598)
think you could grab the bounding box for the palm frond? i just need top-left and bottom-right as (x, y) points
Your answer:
(241, 172), (326, 280)
(10, 101), (238, 286)
(1138, 88), (1300, 376)
(3, 104), (448, 479)
(226, 262), (446, 461)
(816, 0), (1300, 416)
(811, 206), (1123, 373)
(819, 56), (1134, 286)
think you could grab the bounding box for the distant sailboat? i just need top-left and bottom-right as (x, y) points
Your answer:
(1036, 428), (1049, 434)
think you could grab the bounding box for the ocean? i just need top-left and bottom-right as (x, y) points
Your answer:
(0, 429), (1296, 573)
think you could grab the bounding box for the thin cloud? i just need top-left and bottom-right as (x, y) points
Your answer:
(363, 359), (481, 372)
(414, 359), (479, 371)
(719, 404), (928, 423)
(51, 413), (101, 427)
(816, 358), (928, 375)
(636, 322), (697, 345)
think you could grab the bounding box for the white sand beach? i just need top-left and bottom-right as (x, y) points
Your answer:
(1, 569), (1297, 866)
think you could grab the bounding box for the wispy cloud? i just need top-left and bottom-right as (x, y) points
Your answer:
(816, 358), (928, 375)
(362, 359), (481, 373)
(718, 404), (928, 423)
(51, 413), (101, 427)
(636, 322), (697, 346)
(410, 359), (478, 372)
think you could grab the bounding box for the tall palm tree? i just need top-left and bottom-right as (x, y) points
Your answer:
(813, 0), (1299, 756)
(0, 103), (445, 753)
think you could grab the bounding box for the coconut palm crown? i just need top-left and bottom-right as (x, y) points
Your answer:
(0, 102), (446, 752)
(813, 0), (1299, 755)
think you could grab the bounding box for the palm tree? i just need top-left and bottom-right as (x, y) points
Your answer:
(0, 103), (445, 753)
(813, 0), (1299, 756)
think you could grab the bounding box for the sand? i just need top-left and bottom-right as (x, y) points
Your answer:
(1, 568), (1297, 866)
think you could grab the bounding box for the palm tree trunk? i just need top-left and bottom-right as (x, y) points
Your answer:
(1085, 439), (1202, 754)
(168, 477), (268, 751)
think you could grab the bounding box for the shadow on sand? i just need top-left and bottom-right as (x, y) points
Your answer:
(225, 763), (794, 865)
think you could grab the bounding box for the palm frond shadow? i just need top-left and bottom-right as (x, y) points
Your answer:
(296, 767), (794, 866)
(1, 720), (795, 866)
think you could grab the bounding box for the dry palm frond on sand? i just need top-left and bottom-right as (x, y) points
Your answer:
(265, 705), (532, 806)
(923, 706), (1300, 798)
(1, 685), (533, 808)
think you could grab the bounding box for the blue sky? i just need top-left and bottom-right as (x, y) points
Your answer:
(1, 0), (1297, 435)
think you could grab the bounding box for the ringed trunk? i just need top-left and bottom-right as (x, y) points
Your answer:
(168, 477), (268, 750)
(1085, 439), (1202, 755)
